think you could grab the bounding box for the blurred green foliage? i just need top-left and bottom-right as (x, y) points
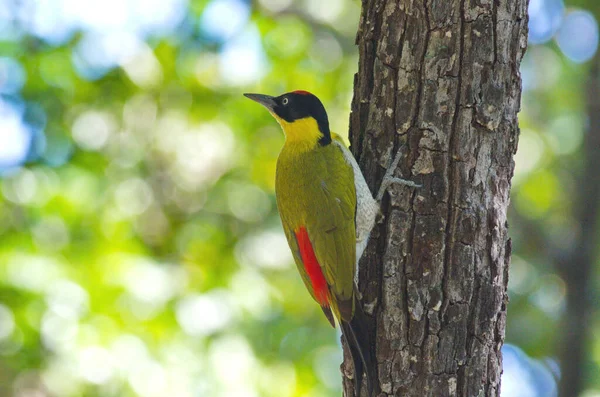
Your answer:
(0, 0), (599, 396)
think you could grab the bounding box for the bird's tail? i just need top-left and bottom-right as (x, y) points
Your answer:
(340, 295), (376, 397)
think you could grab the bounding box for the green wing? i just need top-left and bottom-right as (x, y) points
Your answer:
(276, 141), (357, 319)
(311, 144), (356, 300)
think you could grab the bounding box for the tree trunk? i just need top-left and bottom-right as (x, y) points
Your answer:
(344, 1), (528, 396)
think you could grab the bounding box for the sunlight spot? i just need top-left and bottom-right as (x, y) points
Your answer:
(129, 360), (168, 397)
(556, 10), (599, 63)
(173, 122), (235, 190)
(122, 44), (163, 88)
(513, 129), (544, 184)
(41, 357), (82, 396)
(0, 100), (31, 170)
(78, 346), (115, 384)
(258, 0), (292, 13)
(130, 0), (188, 36)
(110, 335), (150, 374)
(71, 110), (116, 151)
(258, 362), (297, 397)
(25, 0), (187, 42)
(0, 1), (20, 40)
(226, 182), (271, 223)
(546, 114), (583, 155)
(176, 291), (233, 336)
(200, 0), (249, 41)
(24, 0), (75, 44)
(236, 230), (293, 269)
(581, 391), (600, 397)
(530, 275), (566, 318)
(210, 335), (258, 397)
(508, 256), (538, 295)
(229, 269), (272, 318)
(114, 178), (154, 217)
(41, 309), (79, 352)
(123, 260), (181, 304)
(2, 168), (37, 204)
(45, 280), (89, 319)
(0, 304), (15, 340)
(7, 254), (63, 292)
(219, 25), (268, 86)
(304, 0), (344, 23)
(73, 31), (143, 79)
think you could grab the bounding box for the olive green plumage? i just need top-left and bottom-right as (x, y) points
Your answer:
(276, 136), (357, 321)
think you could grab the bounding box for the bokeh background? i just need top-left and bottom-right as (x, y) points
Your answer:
(0, 0), (599, 396)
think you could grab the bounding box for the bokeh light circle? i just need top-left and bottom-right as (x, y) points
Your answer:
(556, 10), (599, 63)
(528, 0), (564, 44)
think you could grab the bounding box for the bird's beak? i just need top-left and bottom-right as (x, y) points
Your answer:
(243, 93), (277, 111)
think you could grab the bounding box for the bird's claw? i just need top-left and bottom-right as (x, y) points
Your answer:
(375, 145), (420, 201)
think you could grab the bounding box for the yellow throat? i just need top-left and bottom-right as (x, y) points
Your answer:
(273, 115), (324, 151)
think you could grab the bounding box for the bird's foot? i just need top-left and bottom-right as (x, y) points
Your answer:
(376, 144), (421, 202)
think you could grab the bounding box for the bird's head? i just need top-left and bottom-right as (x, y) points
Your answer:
(244, 91), (331, 146)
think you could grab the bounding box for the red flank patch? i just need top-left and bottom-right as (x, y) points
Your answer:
(295, 227), (329, 306)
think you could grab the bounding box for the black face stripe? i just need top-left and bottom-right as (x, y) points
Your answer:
(272, 92), (332, 146)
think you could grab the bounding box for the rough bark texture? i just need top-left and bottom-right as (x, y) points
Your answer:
(557, 54), (600, 397)
(343, 1), (528, 396)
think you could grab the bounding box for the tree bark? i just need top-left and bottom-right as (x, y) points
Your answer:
(344, 1), (528, 396)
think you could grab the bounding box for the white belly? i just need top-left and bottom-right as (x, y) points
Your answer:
(333, 141), (380, 275)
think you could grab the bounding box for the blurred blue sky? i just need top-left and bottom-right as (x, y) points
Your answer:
(502, 344), (558, 397)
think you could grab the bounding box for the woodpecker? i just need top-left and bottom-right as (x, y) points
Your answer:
(244, 90), (418, 396)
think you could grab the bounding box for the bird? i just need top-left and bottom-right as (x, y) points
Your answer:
(244, 90), (419, 396)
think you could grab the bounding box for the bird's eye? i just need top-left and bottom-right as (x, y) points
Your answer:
(282, 97), (289, 105)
